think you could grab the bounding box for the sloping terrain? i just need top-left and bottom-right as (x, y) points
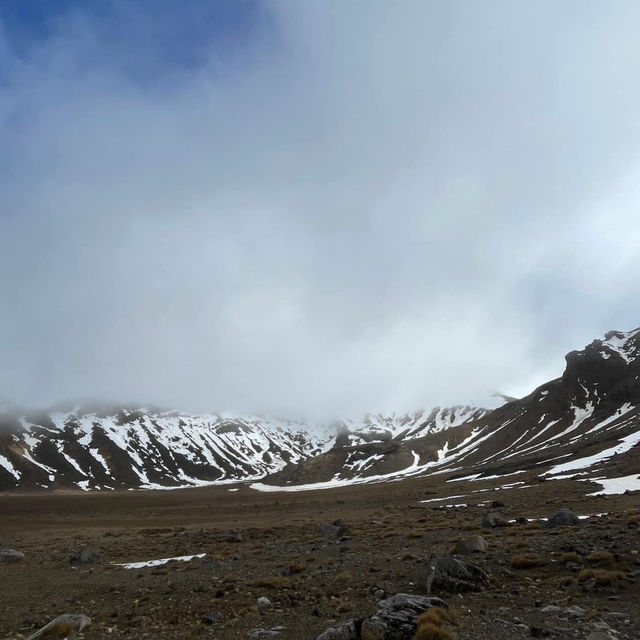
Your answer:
(261, 328), (640, 491)
(0, 407), (328, 491)
(1, 328), (639, 494)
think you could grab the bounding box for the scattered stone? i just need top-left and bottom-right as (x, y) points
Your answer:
(564, 605), (586, 618)
(257, 596), (272, 608)
(0, 548), (25, 563)
(540, 605), (562, 614)
(455, 535), (488, 554)
(547, 508), (580, 528)
(248, 627), (286, 638)
(315, 620), (360, 640)
(25, 614), (91, 640)
(69, 546), (99, 565)
(426, 557), (489, 593)
(491, 500), (506, 508)
(316, 521), (348, 536)
(226, 530), (244, 543)
(482, 512), (509, 528)
(202, 611), (223, 624)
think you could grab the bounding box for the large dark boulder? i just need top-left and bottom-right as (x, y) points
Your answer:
(548, 508), (580, 528)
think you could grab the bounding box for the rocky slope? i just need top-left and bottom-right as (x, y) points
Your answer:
(261, 328), (640, 490)
(2, 327), (639, 492)
(0, 406), (328, 491)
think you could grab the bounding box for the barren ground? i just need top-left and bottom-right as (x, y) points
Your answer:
(1, 473), (639, 639)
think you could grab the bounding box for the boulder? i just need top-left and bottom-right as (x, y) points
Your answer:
(361, 594), (448, 640)
(482, 512), (509, 528)
(455, 535), (488, 554)
(426, 557), (489, 594)
(315, 620), (360, 640)
(547, 508), (580, 528)
(26, 614), (91, 640)
(0, 548), (25, 563)
(315, 594), (447, 640)
(69, 545), (99, 565)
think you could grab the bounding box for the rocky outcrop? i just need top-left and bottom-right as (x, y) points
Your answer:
(426, 558), (489, 594)
(315, 594), (448, 640)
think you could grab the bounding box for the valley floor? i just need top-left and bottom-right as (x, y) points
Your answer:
(1, 474), (639, 640)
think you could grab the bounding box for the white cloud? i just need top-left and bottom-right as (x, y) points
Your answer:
(1, 1), (640, 419)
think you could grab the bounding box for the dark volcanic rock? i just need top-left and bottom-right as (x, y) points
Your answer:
(361, 594), (448, 640)
(315, 620), (360, 640)
(482, 512), (509, 529)
(426, 557), (489, 594)
(315, 593), (447, 640)
(548, 508), (580, 528)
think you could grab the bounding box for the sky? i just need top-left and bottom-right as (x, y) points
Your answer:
(2, 1), (640, 421)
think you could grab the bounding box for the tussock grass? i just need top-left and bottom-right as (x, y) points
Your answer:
(251, 576), (291, 589)
(511, 553), (545, 569)
(586, 550), (615, 568)
(414, 607), (459, 640)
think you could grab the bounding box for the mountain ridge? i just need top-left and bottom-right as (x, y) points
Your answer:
(1, 327), (639, 493)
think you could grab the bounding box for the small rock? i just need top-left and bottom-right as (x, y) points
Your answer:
(426, 558), (489, 593)
(0, 548), (25, 563)
(315, 620), (359, 640)
(257, 597), (272, 608)
(69, 546), (99, 565)
(482, 512), (509, 528)
(202, 611), (223, 624)
(455, 535), (488, 554)
(564, 605), (586, 618)
(547, 508), (580, 528)
(540, 605), (562, 614)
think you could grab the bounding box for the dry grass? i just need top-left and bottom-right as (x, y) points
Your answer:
(251, 576), (291, 589)
(511, 553), (545, 569)
(627, 514), (640, 525)
(287, 563), (305, 574)
(414, 607), (459, 640)
(577, 569), (629, 586)
(406, 530), (426, 539)
(559, 551), (582, 563)
(586, 550), (615, 568)
(333, 571), (354, 584)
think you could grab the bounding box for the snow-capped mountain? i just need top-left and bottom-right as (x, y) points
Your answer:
(334, 406), (488, 447)
(0, 407), (328, 491)
(2, 327), (640, 492)
(261, 328), (640, 489)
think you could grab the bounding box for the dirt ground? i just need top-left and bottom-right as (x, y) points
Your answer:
(1, 474), (639, 640)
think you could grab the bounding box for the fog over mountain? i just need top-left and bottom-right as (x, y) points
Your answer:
(2, 1), (640, 419)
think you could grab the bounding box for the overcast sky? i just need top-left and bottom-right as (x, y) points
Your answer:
(1, 1), (640, 421)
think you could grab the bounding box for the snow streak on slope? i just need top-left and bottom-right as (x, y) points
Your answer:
(337, 406), (487, 446)
(0, 408), (328, 490)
